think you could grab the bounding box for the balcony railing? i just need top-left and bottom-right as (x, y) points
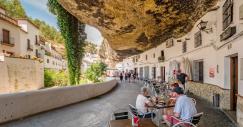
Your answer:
(35, 41), (40, 46)
(158, 56), (165, 62)
(0, 12), (18, 25)
(27, 44), (33, 51)
(0, 37), (15, 47)
(36, 53), (42, 58)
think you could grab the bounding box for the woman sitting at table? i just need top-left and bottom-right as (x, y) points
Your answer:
(136, 87), (156, 118)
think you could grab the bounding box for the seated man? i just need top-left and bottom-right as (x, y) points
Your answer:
(136, 87), (156, 118)
(163, 87), (197, 125)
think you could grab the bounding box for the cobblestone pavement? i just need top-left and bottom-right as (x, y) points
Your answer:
(194, 96), (236, 127)
(0, 81), (236, 127)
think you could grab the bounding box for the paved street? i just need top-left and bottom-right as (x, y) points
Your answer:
(0, 81), (236, 127)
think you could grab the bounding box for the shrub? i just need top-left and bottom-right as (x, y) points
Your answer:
(84, 62), (107, 83)
(44, 69), (68, 87)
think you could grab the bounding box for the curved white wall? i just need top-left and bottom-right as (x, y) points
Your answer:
(0, 80), (117, 123)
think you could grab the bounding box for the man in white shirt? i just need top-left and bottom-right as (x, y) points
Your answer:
(136, 87), (155, 118)
(163, 87), (197, 125)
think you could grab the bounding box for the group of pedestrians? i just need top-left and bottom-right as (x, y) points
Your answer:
(119, 71), (137, 83)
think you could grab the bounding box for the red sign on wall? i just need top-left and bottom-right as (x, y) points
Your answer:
(209, 68), (215, 78)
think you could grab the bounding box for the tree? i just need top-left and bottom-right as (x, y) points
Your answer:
(84, 62), (107, 83)
(0, 0), (26, 18)
(84, 41), (97, 54)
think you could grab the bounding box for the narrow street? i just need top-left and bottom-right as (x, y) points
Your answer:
(0, 81), (235, 127)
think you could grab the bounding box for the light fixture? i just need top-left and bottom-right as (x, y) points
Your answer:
(197, 20), (213, 33)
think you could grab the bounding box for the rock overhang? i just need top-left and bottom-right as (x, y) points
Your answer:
(58, 0), (219, 58)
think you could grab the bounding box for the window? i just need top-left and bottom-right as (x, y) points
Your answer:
(145, 55), (148, 60)
(47, 59), (49, 63)
(182, 41), (187, 53)
(36, 49), (38, 57)
(153, 53), (155, 58)
(35, 35), (38, 44)
(194, 31), (202, 48)
(152, 67), (156, 79)
(27, 39), (30, 48)
(193, 60), (204, 82)
(161, 50), (164, 57)
(222, 0), (233, 30)
(2, 29), (10, 43)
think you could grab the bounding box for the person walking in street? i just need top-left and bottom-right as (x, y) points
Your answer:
(119, 72), (123, 82)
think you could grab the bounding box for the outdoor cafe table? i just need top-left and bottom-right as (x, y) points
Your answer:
(109, 118), (157, 127)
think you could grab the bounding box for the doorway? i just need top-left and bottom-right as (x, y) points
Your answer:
(160, 66), (165, 83)
(230, 56), (238, 111)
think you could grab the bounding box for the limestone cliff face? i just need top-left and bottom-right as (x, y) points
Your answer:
(59, 0), (218, 57)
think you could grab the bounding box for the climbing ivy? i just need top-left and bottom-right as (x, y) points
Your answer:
(48, 0), (86, 85)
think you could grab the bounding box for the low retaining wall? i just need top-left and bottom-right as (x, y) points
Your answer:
(186, 81), (230, 110)
(0, 80), (117, 124)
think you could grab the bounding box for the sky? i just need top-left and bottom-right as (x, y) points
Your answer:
(20, 0), (103, 45)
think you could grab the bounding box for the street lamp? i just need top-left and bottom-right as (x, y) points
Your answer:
(197, 20), (212, 33)
(197, 20), (208, 30)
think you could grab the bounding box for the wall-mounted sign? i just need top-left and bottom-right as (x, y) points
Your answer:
(166, 39), (174, 48)
(240, 4), (243, 20)
(0, 54), (4, 62)
(209, 67), (215, 78)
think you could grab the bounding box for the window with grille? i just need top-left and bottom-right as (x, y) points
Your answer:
(182, 41), (187, 53)
(223, 0), (233, 30)
(194, 31), (202, 48)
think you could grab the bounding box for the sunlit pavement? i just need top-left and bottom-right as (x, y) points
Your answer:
(0, 81), (236, 127)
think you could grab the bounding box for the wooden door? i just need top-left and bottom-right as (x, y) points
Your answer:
(231, 56), (238, 111)
(160, 66), (165, 82)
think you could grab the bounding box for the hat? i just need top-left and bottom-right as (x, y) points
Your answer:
(172, 87), (184, 94)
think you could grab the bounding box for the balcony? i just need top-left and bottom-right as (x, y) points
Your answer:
(0, 37), (15, 47)
(36, 53), (42, 58)
(27, 44), (33, 51)
(158, 56), (165, 62)
(35, 41), (40, 46)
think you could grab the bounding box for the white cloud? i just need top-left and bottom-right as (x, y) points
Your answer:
(21, 0), (55, 17)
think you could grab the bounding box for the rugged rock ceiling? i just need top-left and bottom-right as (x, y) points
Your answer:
(59, 0), (218, 58)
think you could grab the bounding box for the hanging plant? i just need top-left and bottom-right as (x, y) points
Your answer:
(48, 0), (86, 85)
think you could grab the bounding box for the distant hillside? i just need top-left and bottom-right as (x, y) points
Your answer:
(0, 0), (26, 18)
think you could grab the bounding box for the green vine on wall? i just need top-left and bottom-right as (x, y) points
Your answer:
(48, 0), (86, 85)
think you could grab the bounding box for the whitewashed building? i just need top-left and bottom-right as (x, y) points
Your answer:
(119, 0), (243, 126)
(0, 7), (43, 59)
(43, 42), (67, 71)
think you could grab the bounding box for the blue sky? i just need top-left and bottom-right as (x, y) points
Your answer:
(20, 0), (103, 45)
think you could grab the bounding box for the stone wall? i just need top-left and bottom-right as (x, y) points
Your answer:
(0, 80), (117, 124)
(0, 57), (44, 94)
(237, 96), (243, 127)
(186, 81), (231, 110)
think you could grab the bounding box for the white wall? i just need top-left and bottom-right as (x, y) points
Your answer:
(121, 0), (243, 95)
(0, 20), (22, 56)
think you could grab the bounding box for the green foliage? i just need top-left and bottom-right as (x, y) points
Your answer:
(0, 0), (26, 18)
(48, 0), (86, 85)
(84, 41), (97, 54)
(30, 18), (65, 44)
(84, 62), (107, 83)
(44, 69), (68, 87)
